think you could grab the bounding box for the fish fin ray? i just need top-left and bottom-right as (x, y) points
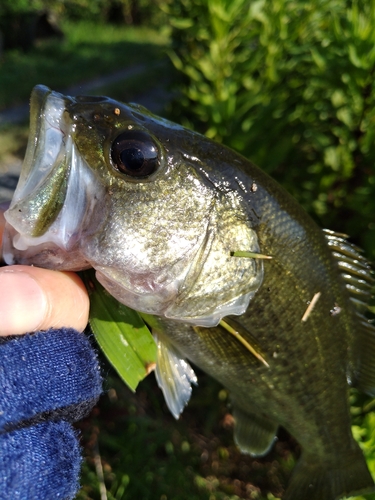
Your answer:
(324, 229), (375, 395)
(154, 332), (197, 420)
(284, 449), (374, 500)
(232, 406), (278, 456)
(324, 229), (374, 309)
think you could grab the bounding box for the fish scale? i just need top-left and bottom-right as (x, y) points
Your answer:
(3, 85), (375, 500)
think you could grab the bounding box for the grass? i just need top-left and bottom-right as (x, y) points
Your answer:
(0, 20), (169, 110)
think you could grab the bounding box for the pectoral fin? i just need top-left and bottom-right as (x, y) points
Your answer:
(232, 406), (278, 456)
(154, 332), (197, 419)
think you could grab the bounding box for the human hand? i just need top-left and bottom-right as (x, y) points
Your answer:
(0, 204), (90, 336)
(0, 206), (101, 500)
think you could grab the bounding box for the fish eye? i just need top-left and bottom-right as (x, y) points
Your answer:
(111, 130), (160, 178)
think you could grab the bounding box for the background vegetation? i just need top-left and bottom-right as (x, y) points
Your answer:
(1, 1), (375, 499)
(166, 0), (375, 261)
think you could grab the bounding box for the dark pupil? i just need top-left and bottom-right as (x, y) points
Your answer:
(111, 131), (159, 178)
(120, 147), (145, 171)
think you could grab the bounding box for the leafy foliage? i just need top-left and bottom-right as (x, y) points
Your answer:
(166, 0), (375, 259)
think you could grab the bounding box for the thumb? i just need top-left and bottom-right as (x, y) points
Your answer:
(0, 265), (90, 336)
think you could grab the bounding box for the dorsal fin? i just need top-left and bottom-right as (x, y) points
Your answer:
(324, 229), (374, 313)
(324, 229), (375, 395)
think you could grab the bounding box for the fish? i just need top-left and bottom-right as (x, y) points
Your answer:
(2, 84), (375, 500)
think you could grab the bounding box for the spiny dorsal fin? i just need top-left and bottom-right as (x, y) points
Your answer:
(324, 229), (375, 395)
(324, 229), (374, 314)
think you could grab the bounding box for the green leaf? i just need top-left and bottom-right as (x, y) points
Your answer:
(348, 44), (364, 69)
(310, 47), (327, 71)
(82, 270), (157, 392)
(170, 17), (194, 30)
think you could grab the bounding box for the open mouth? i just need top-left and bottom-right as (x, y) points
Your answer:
(2, 85), (99, 270)
(4, 85), (70, 239)
(12, 86), (69, 207)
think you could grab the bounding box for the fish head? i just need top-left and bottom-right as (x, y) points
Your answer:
(3, 85), (264, 326)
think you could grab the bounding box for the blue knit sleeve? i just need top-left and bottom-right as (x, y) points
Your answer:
(0, 328), (103, 500)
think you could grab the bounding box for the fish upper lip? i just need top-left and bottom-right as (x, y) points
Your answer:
(3, 85), (107, 269)
(10, 85), (70, 206)
(30, 84), (53, 113)
(28, 85), (68, 164)
(30, 84), (70, 112)
(4, 87), (76, 250)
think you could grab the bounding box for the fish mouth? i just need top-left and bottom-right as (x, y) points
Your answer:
(2, 85), (101, 269)
(24, 85), (63, 186)
(5, 85), (72, 236)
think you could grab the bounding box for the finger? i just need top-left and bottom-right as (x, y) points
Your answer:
(0, 265), (90, 336)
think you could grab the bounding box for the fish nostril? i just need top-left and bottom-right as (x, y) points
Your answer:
(131, 111), (147, 122)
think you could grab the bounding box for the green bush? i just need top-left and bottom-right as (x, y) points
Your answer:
(166, 0), (375, 259)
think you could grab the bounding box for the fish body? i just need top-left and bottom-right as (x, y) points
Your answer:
(3, 85), (375, 500)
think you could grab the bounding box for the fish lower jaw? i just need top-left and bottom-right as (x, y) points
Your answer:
(2, 223), (90, 271)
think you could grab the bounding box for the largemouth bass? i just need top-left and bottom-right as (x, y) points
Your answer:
(3, 85), (375, 500)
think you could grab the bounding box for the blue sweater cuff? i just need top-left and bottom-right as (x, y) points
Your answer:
(1, 421), (82, 500)
(0, 328), (103, 500)
(0, 328), (102, 430)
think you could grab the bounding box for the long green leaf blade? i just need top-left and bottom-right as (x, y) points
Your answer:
(83, 270), (157, 392)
